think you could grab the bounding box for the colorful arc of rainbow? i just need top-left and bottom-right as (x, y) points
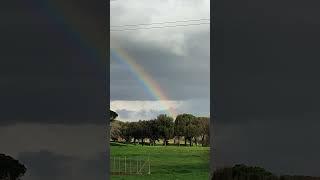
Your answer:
(111, 41), (177, 118)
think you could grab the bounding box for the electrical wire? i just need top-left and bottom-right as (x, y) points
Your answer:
(110, 22), (210, 32)
(111, 18), (210, 28)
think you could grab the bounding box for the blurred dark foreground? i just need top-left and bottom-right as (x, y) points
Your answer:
(212, 164), (320, 180)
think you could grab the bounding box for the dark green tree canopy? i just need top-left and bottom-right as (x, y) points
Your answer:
(174, 114), (196, 136)
(0, 154), (26, 180)
(232, 164), (273, 176)
(156, 114), (174, 145)
(110, 113), (210, 147)
(213, 164), (320, 180)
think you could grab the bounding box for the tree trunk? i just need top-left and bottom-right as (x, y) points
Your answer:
(184, 137), (187, 146)
(178, 136), (180, 146)
(189, 138), (192, 146)
(201, 135), (204, 146)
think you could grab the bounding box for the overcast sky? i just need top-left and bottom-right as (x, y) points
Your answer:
(110, 0), (210, 121)
(2, 0), (320, 178)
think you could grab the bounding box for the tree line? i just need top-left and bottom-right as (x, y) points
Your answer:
(110, 113), (210, 147)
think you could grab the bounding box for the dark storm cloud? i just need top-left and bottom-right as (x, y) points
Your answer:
(18, 151), (107, 180)
(110, 30), (210, 101)
(0, 0), (106, 125)
(213, 0), (320, 175)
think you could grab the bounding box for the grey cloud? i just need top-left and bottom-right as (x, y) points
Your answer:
(176, 99), (210, 116)
(110, 30), (210, 101)
(116, 109), (133, 119)
(138, 109), (168, 118)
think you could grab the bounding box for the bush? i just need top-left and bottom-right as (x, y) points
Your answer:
(213, 164), (276, 180)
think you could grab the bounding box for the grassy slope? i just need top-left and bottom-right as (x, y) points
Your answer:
(110, 142), (210, 180)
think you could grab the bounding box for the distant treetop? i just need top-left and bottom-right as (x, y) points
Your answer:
(110, 110), (118, 121)
(0, 153), (26, 180)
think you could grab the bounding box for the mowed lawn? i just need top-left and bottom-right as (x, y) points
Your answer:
(110, 142), (210, 180)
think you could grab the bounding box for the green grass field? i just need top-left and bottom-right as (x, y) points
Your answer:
(110, 142), (210, 180)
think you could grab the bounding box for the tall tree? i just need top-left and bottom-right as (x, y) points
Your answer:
(147, 119), (160, 146)
(176, 114), (197, 146)
(130, 122), (141, 145)
(185, 121), (200, 146)
(197, 117), (210, 146)
(119, 122), (132, 143)
(156, 114), (174, 146)
(110, 120), (122, 142)
(138, 120), (148, 146)
(174, 114), (188, 146)
(0, 154), (26, 180)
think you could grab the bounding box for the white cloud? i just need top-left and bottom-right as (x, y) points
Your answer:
(111, 0), (210, 56)
(110, 99), (210, 121)
(110, 100), (183, 111)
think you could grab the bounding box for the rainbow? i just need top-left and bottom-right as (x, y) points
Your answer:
(110, 40), (178, 118)
(42, 1), (178, 118)
(42, 1), (104, 63)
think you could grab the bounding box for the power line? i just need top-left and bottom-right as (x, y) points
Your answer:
(110, 22), (210, 32)
(111, 18), (210, 28)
